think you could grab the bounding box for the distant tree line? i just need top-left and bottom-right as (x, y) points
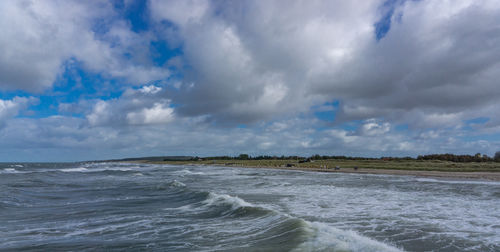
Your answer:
(200, 154), (380, 161)
(201, 154), (306, 160)
(416, 153), (498, 162)
(196, 152), (500, 162)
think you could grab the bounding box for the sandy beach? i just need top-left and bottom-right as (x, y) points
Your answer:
(135, 159), (500, 181)
(239, 165), (500, 181)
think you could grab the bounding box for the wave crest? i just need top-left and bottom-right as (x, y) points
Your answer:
(293, 222), (403, 252)
(202, 192), (253, 210)
(1, 168), (20, 174)
(60, 167), (89, 172)
(169, 180), (186, 187)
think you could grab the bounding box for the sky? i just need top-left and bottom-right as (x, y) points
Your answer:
(1, 0), (500, 161)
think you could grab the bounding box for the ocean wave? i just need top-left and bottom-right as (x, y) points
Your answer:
(1, 168), (20, 174)
(63, 219), (152, 238)
(175, 169), (205, 176)
(162, 191), (274, 219)
(203, 192), (404, 251)
(201, 192), (253, 210)
(169, 180), (186, 187)
(182, 191), (403, 251)
(415, 177), (500, 185)
(58, 166), (137, 173)
(100, 167), (133, 172)
(154, 180), (187, 191)
(1, 166), (137, 174)
(60, 167), (89, 172)
(293, 222), (403, 252)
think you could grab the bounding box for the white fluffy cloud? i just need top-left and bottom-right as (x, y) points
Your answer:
(0, 97), (36, 127)
(126, 103), (174, 125)
(0, 0), (168, 92)
(86, 85), (175, 127)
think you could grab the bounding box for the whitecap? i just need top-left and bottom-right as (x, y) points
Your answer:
(1, 168), (19, 174)
(293, 222), (403, 252)
(176, 169), (205, 175)
(170, 180), (186, 187)
(201, 192), (253, 210)
(60, 167), (89, 172)
(416, 177), (500, 185)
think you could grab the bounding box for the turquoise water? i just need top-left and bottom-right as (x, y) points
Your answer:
(1, 162), (499, 251)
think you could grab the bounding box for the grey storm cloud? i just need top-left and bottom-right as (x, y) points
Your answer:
(324, 0), (500, 126)
(150, 0), (500, 128)
(151, 0), (383, 124)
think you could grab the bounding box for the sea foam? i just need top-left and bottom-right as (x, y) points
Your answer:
(60, 167), (89, 172)
(293, 222), (403, 252)
(415, 177), (500, 185)
(169, 180), (186, 187)
(1, 168), (19, 173)
(201, 192), (253, 210)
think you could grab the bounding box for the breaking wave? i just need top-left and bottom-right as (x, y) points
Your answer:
(170, 190), (403, 251)
(1, 168), (20, 174)
(60, 167), (89, 172)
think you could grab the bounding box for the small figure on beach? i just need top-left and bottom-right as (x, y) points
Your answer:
(335, 166), (340, 170)
(354, 166), (358, 170)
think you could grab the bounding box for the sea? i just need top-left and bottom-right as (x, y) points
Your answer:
(1, 162), (499, 251)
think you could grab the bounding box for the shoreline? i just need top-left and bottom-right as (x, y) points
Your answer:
(125, 160), (500, 181)
(228, 165), (500, 181)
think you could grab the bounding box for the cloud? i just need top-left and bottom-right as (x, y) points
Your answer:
(86, 100), (112, 127)
(1, 0), (500, 161)
(327, 0), (500, 127)
(150, 0), (383, 125)
(359, 119), (391, 136)
(150, 0), (209, 26)
(86, 85), (175, 127)
(1, 106), (498, 161)
(0, 97), (36, 127)
(0, 0), (168, 92)
(148, 0), (500, 130)
(126, 103), (174, 125)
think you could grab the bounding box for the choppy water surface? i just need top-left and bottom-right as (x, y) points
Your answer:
(1, 162), (499, 251)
